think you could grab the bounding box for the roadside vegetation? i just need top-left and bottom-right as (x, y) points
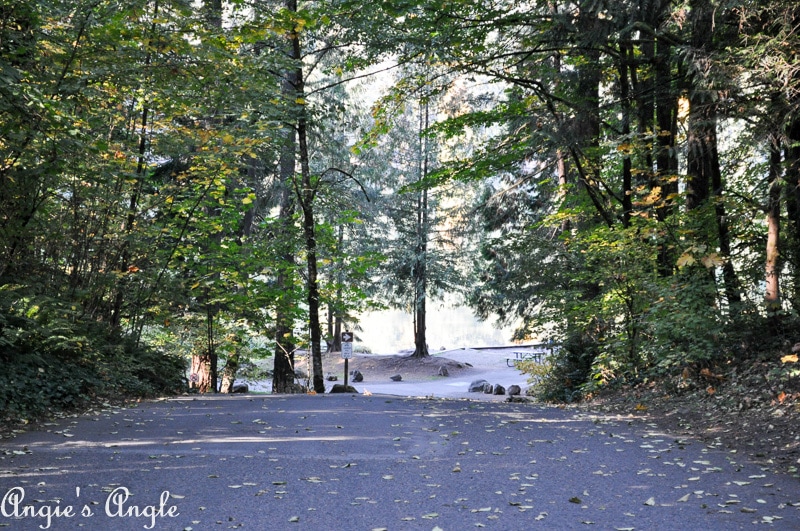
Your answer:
(1, 0), (800, 445)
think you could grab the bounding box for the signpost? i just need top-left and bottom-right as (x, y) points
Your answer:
(341, 331), (353, 388)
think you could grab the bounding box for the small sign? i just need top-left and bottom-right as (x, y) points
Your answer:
(341, 342), (353, 359)
(341, 331), (353, 359)
(189, 373), (199, 383)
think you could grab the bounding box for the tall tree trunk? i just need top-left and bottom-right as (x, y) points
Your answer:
(765, 133), (782, 313)
(271, 172), (298, 393)
(286, 0), (325, 392)
(785, 116), (800, 314)
(327, 224), (345, 353)
(271, 0), (301, 394)
(684, 102), (713, 212)
(298, 147), (325, 392)
(712, 153), (742, 308)
(653, 20), (680, 276)
(412, 101), (430, 358)
(619, 42), (634, 228)
(685, 0), (714, 212)
(685, 0), (742, 308)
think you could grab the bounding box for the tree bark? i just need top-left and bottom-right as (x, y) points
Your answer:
(653, 19), (680, 276)
(286, 0), (325, 392)
(785, 116), (800, 313)
(685, 0), (714, 212)
(618, 42), (633, 228)
(685, 0), (742, 308)
(412, 101), (430, 358)
(270, 0), (301, 394)
(765, 133), (782, 312)
(271, 113), (298, 394)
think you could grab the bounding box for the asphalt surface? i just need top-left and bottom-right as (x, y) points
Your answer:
(1, 393), (799, 530)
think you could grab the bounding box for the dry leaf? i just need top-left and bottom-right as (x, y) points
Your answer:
(677, 252), (695, 267)
(781, 354), (798, 364)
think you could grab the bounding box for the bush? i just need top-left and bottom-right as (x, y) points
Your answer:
(523, 333), (599, 403)
(0, 288), (185, 421)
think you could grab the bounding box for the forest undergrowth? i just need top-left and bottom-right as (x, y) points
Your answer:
(576, 346), (800, 477)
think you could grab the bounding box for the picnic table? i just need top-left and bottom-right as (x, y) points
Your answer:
(506, 343), (558, 366)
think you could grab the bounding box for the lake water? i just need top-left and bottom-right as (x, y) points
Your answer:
(353, 304), (519, 354)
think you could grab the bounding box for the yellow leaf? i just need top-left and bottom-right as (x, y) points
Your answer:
(676, 253), (695, 267)
(781, 354), (798, 363)
(634, 403), (648, 411)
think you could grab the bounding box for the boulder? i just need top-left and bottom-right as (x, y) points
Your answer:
(329, 384), (358, 393)
(325, 373), (338, 382)
(493, 384), (506, 395)
(390, 374), (402, 382)
(468, 379), (489, 393)
(483, 384), (494, 394)
(232, 383), (249, 394)
(351, 370), (364, 382)
(507, 384), (521, 396)
(437, 366), (449, 377)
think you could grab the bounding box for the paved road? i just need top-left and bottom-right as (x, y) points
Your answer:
(1, 394), (798, 530)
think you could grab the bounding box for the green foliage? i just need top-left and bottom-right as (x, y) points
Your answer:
(522, 335), (600, 403)
(0, 287), (185, 421)
(2, 0), (799, 408)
